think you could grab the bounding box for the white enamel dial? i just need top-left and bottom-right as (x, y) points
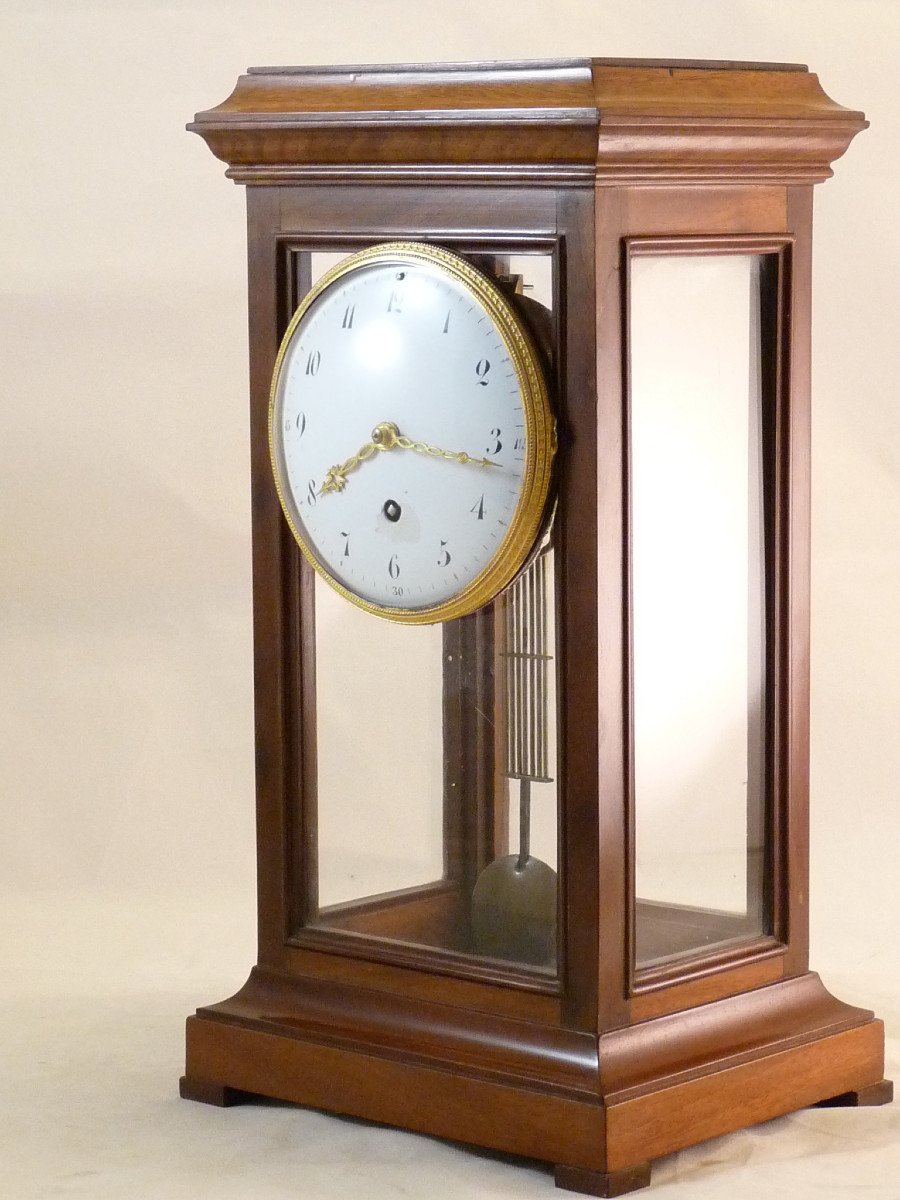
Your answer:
(269, 243), (553, 623)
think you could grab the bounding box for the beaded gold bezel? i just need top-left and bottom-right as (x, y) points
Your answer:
(268, 241), (555, 624)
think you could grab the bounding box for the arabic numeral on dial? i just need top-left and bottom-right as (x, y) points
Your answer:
(341, 304), (355, 329)
(307, 479), (317, 506)
(470, 495), (485, 521)
(295, 411), (307, 436)
(442, 310), (451, 334)
(341, 531), (350, 559)
(513, 435), (525, 451)
(388, 554), (400, 579)
(475, 358), (491, 385)
(438, 540), (451, 567)
(391, 586), (404, 597)
(305, 350), (321, 376)
(387, 290), (403, 314)
(487, 428), (502, 455)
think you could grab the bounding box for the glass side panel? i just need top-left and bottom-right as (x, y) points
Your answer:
(304, 248), (559, 977)
(630, 252), (770, 969)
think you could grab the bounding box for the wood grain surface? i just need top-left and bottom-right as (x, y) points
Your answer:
(183, 57), (882, 1197)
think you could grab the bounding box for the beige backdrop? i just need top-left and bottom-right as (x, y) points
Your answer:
(2, 2), (899, 1197)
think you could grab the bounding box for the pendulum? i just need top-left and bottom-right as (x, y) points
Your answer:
(471, 543), (556, 966)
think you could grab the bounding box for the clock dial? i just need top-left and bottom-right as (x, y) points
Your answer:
(269, 243), (554, 622)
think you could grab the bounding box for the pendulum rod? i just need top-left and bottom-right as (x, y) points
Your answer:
(503, 544), (553, 869)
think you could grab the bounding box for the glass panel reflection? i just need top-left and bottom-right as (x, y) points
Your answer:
(630, 251), (770, 968)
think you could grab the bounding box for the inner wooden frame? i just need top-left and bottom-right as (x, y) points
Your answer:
(273, 228), (568, 992)
(622, 233), (794, 993)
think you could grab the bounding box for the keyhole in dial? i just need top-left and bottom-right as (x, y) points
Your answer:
(383, 499), (402, 523)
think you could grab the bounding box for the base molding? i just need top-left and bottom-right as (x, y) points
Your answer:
(603, 1019), (885, 1171)
(184, 1009), (606, 1169)
(182, 971), (888, 1195)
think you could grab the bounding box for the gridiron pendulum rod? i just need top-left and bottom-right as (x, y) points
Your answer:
(503, 544), (554, 870)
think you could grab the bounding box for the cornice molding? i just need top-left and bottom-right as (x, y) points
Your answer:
(189, 58), (867, 188)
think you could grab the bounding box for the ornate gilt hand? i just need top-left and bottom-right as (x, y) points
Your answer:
(319, 421), (499, 495)
(318, 428), (385, 495)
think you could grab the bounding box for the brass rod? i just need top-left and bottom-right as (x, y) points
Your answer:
(517, 778), (531, 870)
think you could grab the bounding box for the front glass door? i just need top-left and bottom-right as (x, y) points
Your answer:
(295, 248), (561, 980)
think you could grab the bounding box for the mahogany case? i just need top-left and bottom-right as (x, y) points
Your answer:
(182, 59), (888, 1197)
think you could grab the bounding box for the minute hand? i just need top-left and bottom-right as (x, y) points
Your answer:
(394, 430), (500, 470)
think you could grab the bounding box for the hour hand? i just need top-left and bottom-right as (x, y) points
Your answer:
(318, 422), (401, 495)
(319, 464), (355, 495)
(318, 435), (384, 495)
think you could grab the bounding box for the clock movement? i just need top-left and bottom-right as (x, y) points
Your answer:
(182, 59), (890, 1196)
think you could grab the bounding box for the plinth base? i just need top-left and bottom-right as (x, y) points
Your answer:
(182, 969), (888, 1196)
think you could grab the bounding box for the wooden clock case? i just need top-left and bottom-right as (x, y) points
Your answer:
(182, 59), (890, 1196)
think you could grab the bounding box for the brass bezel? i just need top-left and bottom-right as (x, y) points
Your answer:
(268, 241), (555, 624)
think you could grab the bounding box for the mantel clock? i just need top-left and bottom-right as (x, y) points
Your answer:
(182, 58), (890, 1196)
